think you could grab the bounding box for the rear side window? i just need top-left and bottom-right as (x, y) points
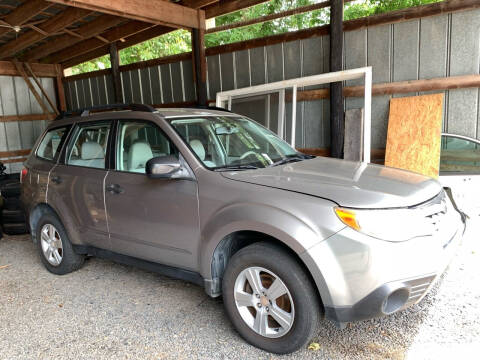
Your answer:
(66, 122), (111, 169)
(36, 127), (69, 161)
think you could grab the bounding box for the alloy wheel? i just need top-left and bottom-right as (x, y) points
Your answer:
(40, 224), (63, 266)
(233, 266), (295, 338)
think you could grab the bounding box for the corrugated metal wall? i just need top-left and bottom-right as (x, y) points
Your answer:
(0, 76), (56, 173)
(58, 8), (480, 151)
(64, 59), (196, 110)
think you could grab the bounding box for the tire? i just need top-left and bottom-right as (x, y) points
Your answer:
(3, 197), (22, 211)
(1, 208), (25, 224)
(2, 222), (28, 235)
(0, 181), (20, 198)
(36, 212), (85, 275)
(222, 242), (321, 354)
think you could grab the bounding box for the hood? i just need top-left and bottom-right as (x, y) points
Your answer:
(221, 157), (442, 209)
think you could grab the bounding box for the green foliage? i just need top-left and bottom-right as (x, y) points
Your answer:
(71, 0), (443, 75)
(344, 0), (442, 20)
(72, 30), (191, 75)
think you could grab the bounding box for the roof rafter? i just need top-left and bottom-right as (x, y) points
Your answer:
(20, 14), (124, 61)
(0, 0), (51, 37)
(0, 6), (91, 60)
(205, 0), (269, 19)
(41, 20), (154, 64)
(61, 25), (173, 68)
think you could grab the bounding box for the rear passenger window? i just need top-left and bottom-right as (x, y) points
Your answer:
(36, 127), (69, 161)
(66, 123), (111, 169)
(116, 121), (177, 173)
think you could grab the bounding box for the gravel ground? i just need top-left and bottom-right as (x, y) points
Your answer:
(1, 220), (479, 360)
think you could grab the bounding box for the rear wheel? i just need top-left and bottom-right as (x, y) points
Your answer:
(36, 213), (85, 275)
(222, 242), (321, 354)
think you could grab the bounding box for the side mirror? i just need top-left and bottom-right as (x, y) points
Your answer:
(146, 156), (181, 178)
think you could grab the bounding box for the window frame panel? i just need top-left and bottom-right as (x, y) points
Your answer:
(35, 125), (72, 163)
(112, 119), (179, 175)
(63, 120), (113, 170)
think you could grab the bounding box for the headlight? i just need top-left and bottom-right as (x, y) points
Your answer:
(334, 206), (434, 242)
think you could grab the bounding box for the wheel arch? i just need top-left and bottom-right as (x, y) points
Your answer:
(29, 203), (61, 243)
(205, 230), (326, 313)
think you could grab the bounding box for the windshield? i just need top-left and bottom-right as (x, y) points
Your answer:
(169, 116), (309, 170)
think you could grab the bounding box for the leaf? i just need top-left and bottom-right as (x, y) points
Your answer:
(308, 342), (321, 351)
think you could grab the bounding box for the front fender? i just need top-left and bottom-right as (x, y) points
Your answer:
(198, 201), (339, 279)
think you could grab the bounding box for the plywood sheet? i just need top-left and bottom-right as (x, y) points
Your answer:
(385, 93), (444, 178)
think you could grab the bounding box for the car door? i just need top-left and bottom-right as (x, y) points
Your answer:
(104, 119), (200, 271)
(439, 133), (480, 216)
(47, 120), (112, 250)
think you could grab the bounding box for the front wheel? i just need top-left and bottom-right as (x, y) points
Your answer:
(222, 242), (321, 354)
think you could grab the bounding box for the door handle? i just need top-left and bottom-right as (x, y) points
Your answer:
(51, 175), (62, 184)
(106, 183), (124, 194)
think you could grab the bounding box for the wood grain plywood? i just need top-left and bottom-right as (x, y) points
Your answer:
(385, 93), (444, 178)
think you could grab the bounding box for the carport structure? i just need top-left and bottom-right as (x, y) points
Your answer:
(0, 0), (256, 113)
(2, 0), (480, 171)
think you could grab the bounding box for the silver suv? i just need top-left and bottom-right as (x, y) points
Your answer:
(21, 104), (465, 354)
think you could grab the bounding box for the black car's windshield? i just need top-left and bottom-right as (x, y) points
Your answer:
(169, 116), (311, 170)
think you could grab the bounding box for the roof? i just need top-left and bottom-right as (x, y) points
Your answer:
(0, 0), (269, 68)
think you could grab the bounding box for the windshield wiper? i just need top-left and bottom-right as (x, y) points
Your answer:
(269, 154), (313, 167)
(213, 164), (259, 171)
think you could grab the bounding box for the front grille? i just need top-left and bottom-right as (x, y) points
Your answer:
(404, 274), (436, 305)
(414, 191), (457, 247)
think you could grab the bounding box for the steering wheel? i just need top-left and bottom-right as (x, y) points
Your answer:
(239, 150), (258, 160)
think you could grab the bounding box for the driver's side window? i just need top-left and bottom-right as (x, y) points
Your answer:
(116, 121), (177, 173)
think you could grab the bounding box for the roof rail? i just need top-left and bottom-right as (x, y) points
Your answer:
(55, 103), (156, 120)
(189, 105), (231, 113)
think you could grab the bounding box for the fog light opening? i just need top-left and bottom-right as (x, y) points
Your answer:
(382, 288), (409, 315)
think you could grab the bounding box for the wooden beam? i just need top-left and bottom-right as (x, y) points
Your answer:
(192, 11), (207, 105)
(183, 0), (218, 9)
(343, 0), (480, 31)
(60, 25), (172, 68)
(205, 0), (269, 19)
(24, 62), (60, 115)
(55, 64), (67, 111)
(0, 60), (57, 77)
(0, 0), (51, 37)
(109, 42), (123, 103)
(0, 7), (91, 59)
(21, 15), (124, 61)
(41, 21), (153, 64)
(330, 0), (343, 159)
(0, 113), (55, 123)
(63, 51), (191, 81)
(293, 74), (480, 101)
(0, 149), (31, 158)
(1, 157), (28, 164)
(207, 1), (333, 34)
(12, 60), (51, 115)
(47, 0), (203, 29)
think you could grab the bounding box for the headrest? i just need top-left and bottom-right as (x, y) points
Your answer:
(128, 141), (153, 170)
(81, 141), (104, 160)
(190, 139), (205, 161)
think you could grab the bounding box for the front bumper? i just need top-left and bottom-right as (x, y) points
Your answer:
(301, 203), (465, 324)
